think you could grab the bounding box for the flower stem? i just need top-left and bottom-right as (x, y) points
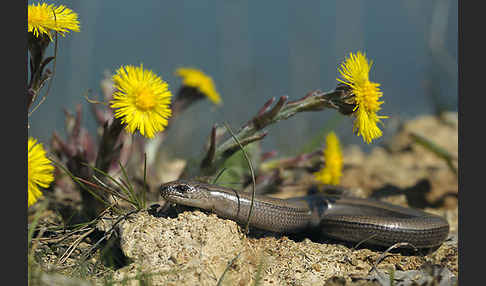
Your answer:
(185, 88), (349, 178)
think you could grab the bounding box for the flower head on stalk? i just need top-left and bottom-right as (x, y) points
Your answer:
(28, 137), (55, 207)
(110, 64), (173, 139)
(28, 3), (80, 40)
(313, 131), (343, 186)
(175, 68), (222, 105)
(337, 51), (387, 144)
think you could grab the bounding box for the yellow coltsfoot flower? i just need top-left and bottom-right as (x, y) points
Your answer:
(313, 131), (343, 186)
(337, 51), (387, 144)
(28, 137), (55, 207)
(175, 67), (222, 105)
(28, 2), (80, 40)
(110, 64), (173, 139)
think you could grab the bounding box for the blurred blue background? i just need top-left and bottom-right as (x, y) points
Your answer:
(29, 0), (457, 159)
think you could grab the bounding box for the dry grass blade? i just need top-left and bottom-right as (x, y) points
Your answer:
(142, 153), (148, 209)
(212, 167), (227, 184)
(52, 159), (108, 206)
(223, 122), (256, 235)
(351, 234), (378, 250)
(75, 176), (132, 205)
(109, 267), (194, 285)
(32, 225), (91, 245)
(119, 162), (142, 208)
(58, 228), (95, 265)
(83, 162), (142, 210)
(410, 132), (457, 175)
(369, 242), (419, 278)
(216, 251), (243, 286)
(81, 209), (139, 262)
(85, 89), (108, 105)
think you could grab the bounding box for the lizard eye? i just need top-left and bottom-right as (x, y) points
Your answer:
(177, 184), (193, 194)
